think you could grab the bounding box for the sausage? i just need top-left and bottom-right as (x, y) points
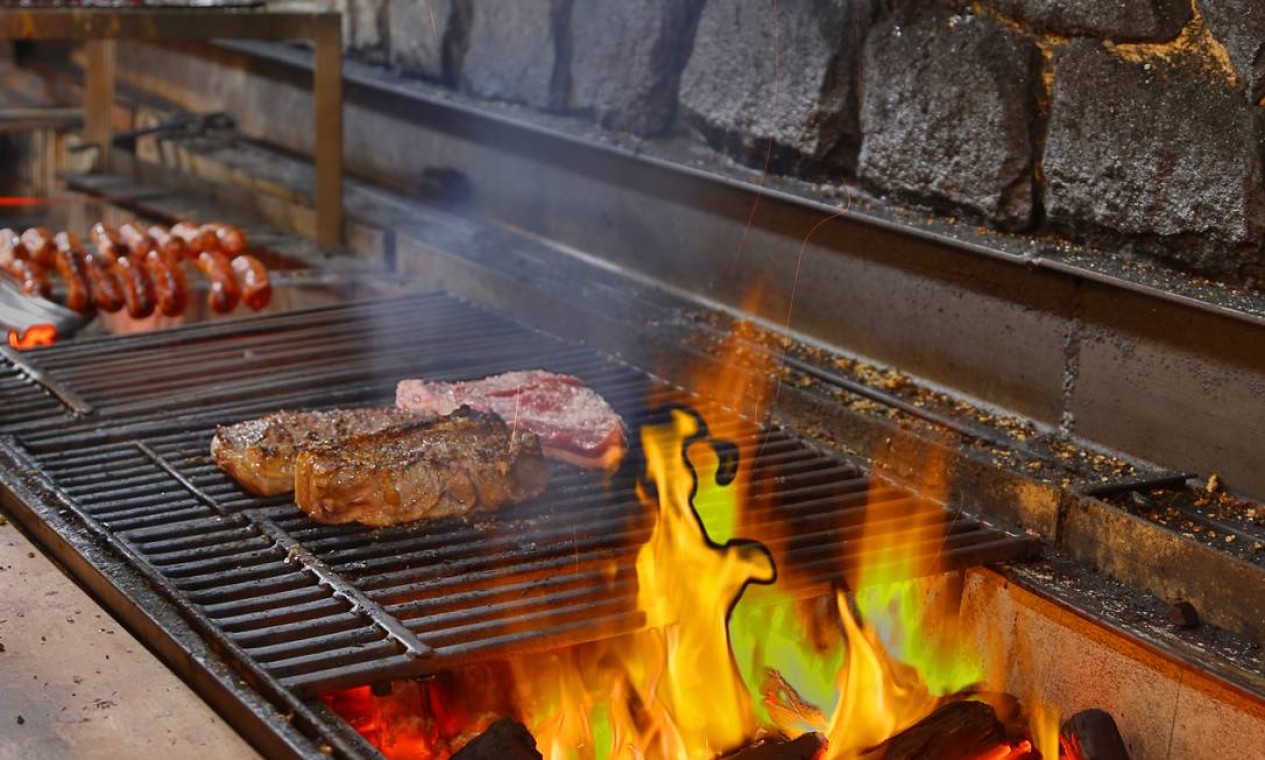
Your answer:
(60, 232), (124, 312)
(0, 228), (29, 266)
(2, 258), (51, 299)
(144, 249), (188, 317)
(111, 254), (156, 319)
(90, 222), (121, 248)
(119, 223), (157, 258)
(54, 231), (83, 254)
(230, 254), (271, 311)
(84, 254), (125, 311)
(210, 223), (247, 256)
(195, 251), (240, 313)
(148, 225), (190, 262)
(52, 247), (92, 313)
(172, 221), (217, 254)
(89, 223), (126, 265)
(21, 227), (56, 268)
(198, 224), (225, 253)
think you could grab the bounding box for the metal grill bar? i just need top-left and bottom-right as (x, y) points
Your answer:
(0, 293), (1038, 740)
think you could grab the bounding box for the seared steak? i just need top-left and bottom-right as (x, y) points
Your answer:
(293, 407), (550, 526)
(211, 407), (428, 496)
(395, 370), (625, 469)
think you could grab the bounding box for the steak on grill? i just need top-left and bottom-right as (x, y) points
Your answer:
(211, 407), (429, 496)
(395, 370), (625, 470)
(293, 407), (550, 526)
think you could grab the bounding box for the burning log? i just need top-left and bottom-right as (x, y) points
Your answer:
(1062, 709), (1131, 760)
(861, 700), (1005, 760)
(726, 732), (828, 760)
(451, 718), (541, 760)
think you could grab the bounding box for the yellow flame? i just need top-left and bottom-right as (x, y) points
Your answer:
(516, 398), (994, 757)
(351, 298), (1069, 757)
(1031, 701), (1061, 760)
(634, 408), (775, 756)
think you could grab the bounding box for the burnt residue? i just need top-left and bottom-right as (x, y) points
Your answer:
(1005, 556), (1265, 698)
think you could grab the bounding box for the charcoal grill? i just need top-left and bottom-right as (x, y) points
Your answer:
(0, 292), (1037, 757)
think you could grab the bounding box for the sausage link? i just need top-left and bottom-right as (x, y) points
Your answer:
(0, 228), (30, 266)
(90, 229), (125, 266)
(21, 227), (56, 268)
(198, 224), (224, 253)
(2, 258), (51, 299)
(230, 254), (271, 311)
(52, 248), (92, 313)
(147, 225), (191, 262)
(53, 231), (82, 254)
(119, 223), (157, 258)
(84, 253), (125, 312)
(62, 231), (124, 312)
(195, 251), (240, 313)
(144, 249), (188, 317)
(91, 222), (120, 247)
(111, 255), (156, 319)
(210, 223), (247, 256)
(172, 221), (217, 254)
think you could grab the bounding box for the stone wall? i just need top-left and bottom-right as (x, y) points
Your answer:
(318, 0), (1265, 276)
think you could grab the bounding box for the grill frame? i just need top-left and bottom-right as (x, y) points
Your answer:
(0, 292), (1038, 757)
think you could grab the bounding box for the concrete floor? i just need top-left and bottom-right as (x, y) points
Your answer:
(0, 513), (258, 760)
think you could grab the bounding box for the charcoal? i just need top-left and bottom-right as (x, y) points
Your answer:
(726, 732), (827, 760)
(452, 718), (541, 759)
(1062, 709), (1132, 760)
(862, 700), (1005, 760)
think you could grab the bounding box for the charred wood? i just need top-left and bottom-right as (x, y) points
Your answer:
(1062, 709), (1131, 760)
(451, 718), (541, 760)
(862, 700), (1005, 760)
(725, 732), (828, 760)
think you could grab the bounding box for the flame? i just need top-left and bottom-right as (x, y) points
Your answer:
(7, 324), (57, 349)
(326, 310), (1067, 758)
(503, 401), (982, 759)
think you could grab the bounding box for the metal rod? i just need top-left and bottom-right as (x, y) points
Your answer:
(1085, 472), (1195, 498)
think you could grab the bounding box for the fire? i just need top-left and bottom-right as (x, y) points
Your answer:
(6, 323), (57, 349)
(506, 405), (993, 759)
(326, 313), (1070, 757)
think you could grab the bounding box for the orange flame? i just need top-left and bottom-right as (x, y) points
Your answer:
(327, 309), (1067, 757)
(7, 324), (57, 349)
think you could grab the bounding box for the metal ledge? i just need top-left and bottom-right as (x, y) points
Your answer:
(214, 38), (1265, 331)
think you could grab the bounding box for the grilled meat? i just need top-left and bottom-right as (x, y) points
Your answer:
(294, 406), (550, 527)
(395, 370), (625, 470)
(212, 407), (429, 496)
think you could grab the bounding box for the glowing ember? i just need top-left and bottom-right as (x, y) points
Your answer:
(6, 323), (57, 349)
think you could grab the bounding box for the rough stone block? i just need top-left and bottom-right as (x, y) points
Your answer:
(858, 13), (1039, 228)
(1199, 0), (1265, 103)
(388, 0), (464, 82)
(678, 0), (870, 171)
(461, 0), (567, 110)
(986, 0), (1190, 41)
(1044, 42), (1265, 271)
(569, 0), (699, 135)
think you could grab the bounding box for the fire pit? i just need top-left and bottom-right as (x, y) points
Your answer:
(4, 1), (1265, 757)
(3, 279), (1262, 758)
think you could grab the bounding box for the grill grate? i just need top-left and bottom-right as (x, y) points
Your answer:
(0, 293), (1037, 711)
